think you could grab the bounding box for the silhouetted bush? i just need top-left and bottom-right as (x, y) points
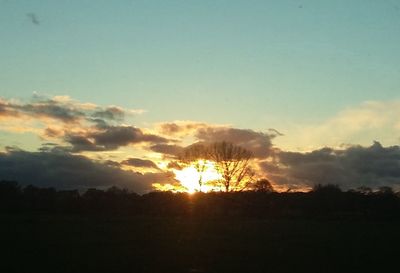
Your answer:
(1, 181), (400, 219)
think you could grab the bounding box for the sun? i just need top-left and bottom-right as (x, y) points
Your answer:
(173, 160), (222, 193)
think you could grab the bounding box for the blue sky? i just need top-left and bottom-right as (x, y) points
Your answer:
(1, 0), (400, 146)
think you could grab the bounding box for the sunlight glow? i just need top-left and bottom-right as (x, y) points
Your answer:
(173, 160), (222, 193)
(152, 183), (186, 192)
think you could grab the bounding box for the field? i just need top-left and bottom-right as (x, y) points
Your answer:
(1, 213), (399, 273)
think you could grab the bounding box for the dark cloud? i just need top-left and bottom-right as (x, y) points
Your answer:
(2, 95), (171, 152)
(0, 97), (84, 123)
(149, 144), (184, 157)
(61, 126), (169, 152)
(0, 100), (21, 118)
(0, 96), (142, 127)
(64, 134), (105, 152)
(263, 142), (400, 190)
(38, 144), (71, 154)
(20, 102), (84, 122)
(92, 106), (125, 121)
(121, 158), (160, 170)
(104, 160), (121, 167)
(0, 149), (174, 193)
(7, 96), (161, 152)
(0, 103), (6, 115)
(195, 127), (276, 159)
(152, 125), (279, 161)
(87, 118), (110, 129)
(91, 126), (168, 150)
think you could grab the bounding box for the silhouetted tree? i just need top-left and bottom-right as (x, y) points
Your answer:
(1, 180), (400, 221)
(179, 143), (209, 192)
(208, 141), (253, 192)
(312, 184), (342, 194)
(0, 180), (22, 211)
(251, 178), (274, 192)
(0, 180), (21, 198)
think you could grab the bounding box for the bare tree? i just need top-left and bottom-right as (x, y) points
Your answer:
(208, 141), (253, 192)
(179, 143), (208, 192)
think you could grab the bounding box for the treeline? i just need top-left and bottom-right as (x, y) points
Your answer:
(1, 180), (400, 220)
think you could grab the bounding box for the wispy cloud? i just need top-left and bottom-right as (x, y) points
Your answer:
(277, 100), (400, 151)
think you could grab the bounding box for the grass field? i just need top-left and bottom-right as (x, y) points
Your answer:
(1, 214), (399, 273)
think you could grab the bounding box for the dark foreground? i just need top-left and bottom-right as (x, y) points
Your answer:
(1, 213), (399, 273)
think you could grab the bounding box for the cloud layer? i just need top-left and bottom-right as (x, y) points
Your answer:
(260, 141), (400, 191)
(1, 96), (400, 192)
(0, 148), (170, 192)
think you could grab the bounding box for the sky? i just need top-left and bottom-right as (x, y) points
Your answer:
(1, 1), (400, 192)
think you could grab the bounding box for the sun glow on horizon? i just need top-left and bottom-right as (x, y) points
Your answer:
(173, 160), (222, 193)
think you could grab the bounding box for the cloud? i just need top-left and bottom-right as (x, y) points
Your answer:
(0, 95), (143, 125)
(2, 99), (278, 159)
(149, 144), (184, 157)
(0, 148), (176, 193)
(1, 96), (86, 123)
(64, 134), (105, 152)
(92, 106), (125, 121)
(0, 97), (82, 123)
(4, 95), (400, 192)
(0, 95), (161, 152)
(62, 126), (170, 152)
(278, 100), (400, 151)
(261, 141), (400, 190)
(195, 127), (276, 159)
(153, 122), (280, 161)
(18, 102), (85, 123)
(43, 127), (64, 138)
(104, 160), (121, 167)
(0, 99), (21, 118)
(91, 126), (168, 149)
(157, 121), (208, 137)
(121, 158), (160, 170)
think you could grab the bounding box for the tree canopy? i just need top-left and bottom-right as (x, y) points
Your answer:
(179, 141), (255, 192)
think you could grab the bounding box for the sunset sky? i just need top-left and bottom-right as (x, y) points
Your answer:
(1, 1), (400, 192)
